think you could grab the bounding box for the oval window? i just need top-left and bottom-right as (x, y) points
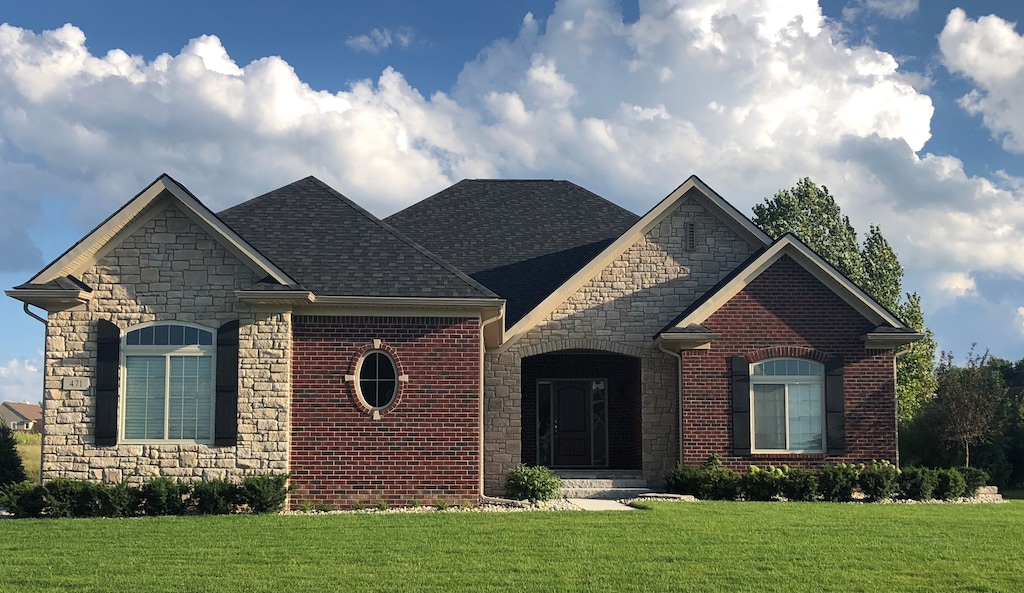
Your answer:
(357, 351), (398, 409)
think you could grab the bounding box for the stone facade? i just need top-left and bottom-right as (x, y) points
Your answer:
(483, 190), (758, 495)
(290, 315), (482, 507)
(41, 202), (292, 483)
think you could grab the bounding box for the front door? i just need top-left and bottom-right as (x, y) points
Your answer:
(553, 381), (591, 466)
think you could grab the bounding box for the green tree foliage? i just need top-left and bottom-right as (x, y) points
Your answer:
(934, 348), (1005, 467)
(0, 424), (29, 486)
(752, 178), (865, 284)
(753, 178), (936, 424)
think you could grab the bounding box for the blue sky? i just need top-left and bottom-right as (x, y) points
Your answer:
(2, 0), (1024, 402)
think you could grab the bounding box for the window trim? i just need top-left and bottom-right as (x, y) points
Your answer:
(118, 321), (217, 444)
(749, 358), (826, 454)
(354, 350), (399, 411)
(345, 341), (409, 419)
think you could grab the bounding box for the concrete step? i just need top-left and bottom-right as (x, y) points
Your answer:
(560, 487), (653, 500)
(975, 485), (1003, 502)
(559, 478), (649, 489)
(555, 470), (645, 480)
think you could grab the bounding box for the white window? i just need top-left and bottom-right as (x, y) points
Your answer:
(121, 323), (215, 442)
(355, 350), (398, 410)
(750, 358), (824, 453)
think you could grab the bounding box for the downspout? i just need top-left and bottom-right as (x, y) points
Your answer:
(658, 342), (684, 468)
(478, 309), (504, 498)
(22, 303), (47, 325)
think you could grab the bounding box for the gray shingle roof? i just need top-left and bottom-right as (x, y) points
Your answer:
(385, 180), (639, 325)
(217, 177), (497, 299)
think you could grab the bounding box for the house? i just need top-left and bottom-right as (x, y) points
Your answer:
(6, 174), (921, 505)
(0, 401), (43, 432)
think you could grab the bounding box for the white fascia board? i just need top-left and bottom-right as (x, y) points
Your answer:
(5, 288), (92, 311)
(673, 235), (910, 331)
(504, 175), (771, 346)
(29, 175), (296, 287)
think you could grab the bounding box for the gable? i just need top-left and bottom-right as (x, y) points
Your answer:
(503, 176), (771, 346)
(659, 235), (922, 350)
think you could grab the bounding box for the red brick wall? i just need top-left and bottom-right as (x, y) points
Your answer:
(290, 315), (481, 508)
(680, 255), (897, 470)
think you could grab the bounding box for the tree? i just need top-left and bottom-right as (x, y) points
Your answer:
(752, 178), (866, 285)
(933, 348), (1005, 467)
(0, 424), (29, 487)
(753, 178), (936, 425)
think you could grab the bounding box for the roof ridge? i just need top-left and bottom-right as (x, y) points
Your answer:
(304, 178), (499, 300)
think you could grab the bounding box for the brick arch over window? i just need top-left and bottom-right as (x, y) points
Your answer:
(520, 339), (645, 359)
(742, 346), (830, 365)
(345, 341), (407, 417)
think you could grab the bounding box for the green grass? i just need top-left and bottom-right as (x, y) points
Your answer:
(0, 502), (1021, 592)
(13, 431), (41, 483)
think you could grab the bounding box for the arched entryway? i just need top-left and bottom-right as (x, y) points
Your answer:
(521, 350), (642, 470)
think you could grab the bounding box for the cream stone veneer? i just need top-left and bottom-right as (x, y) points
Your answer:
(483, 191), (758, 495)
(42, 203), (291, 484)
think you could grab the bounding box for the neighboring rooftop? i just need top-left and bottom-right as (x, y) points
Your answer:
(217, 177), (498, 300)
(386, 180), (639, 324)
(1, 401), (42, 423)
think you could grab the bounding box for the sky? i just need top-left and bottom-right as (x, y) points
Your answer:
(2, 0), (1024, 403)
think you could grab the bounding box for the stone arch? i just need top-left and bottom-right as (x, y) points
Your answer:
(742, 346), (830, 364)
(519, 338), (645, 359)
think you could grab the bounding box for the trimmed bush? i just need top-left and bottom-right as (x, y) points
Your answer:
(239, 473), (291, 514)
(742, 466), (784, 501)
(664, 463), (703, 496)
(859, 460), (900, 501)
(781, 468), (819, 502)
(192, 478), (238, 515)
(699, 466), (741, 500)
(955, 466), (989, 498)
(1, 481), (46, 518)
(139, 477), (192, 516)
(505, 465), (562, 503)
(899, 466), (938, 500)
(934, 468), (967, 500)
(819, 463), (860, 502)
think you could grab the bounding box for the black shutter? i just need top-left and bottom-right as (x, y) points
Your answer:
(214, 320), (239, 446)
(94, 320), (120, 446)
(825, 355), (846, 456)
(731, 356), (751, 456)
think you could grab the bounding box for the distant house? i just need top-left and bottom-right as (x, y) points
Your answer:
(6, 174), (921, 506)
(1, 401), (42, 432)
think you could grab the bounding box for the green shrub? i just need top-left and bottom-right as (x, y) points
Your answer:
(934, 468), (967, 500)
(742, 465), (784, 501)
(239, 473), (291, 514)
(192, 478), (237, 515)
(139, 477), (192, 516)
(781, 467), (819, 501)
(699, 466), (741, 500)
(664, 463), (703, 495)
(375, 500), (389, 511)
(0, 425), (28, 487)
(505, 465), (562, 503)
(42, 478), (88, 518)
(819, 463), (861, 502)
(955, 467), (989, 498)
(1, 481), (46, 518)
(100, 482), (139, 517)
(899, 466), (938, 500)
(859, 460), (900, 501)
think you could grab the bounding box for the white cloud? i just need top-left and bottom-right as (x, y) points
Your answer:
(843, 0), (919, 21)
(345, 27), (414, 54)
(0, 357), (42, 404)
(0, 2), (1023, 360)
(939, 9), (1024, 152)
(935, 272), (977, 299)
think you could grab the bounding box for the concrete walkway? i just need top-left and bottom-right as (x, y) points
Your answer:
(566, 498), (637, 511)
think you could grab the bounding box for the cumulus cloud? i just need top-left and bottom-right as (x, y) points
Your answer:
(0, 2), (1023, 354)
(843, 0), (919, 21)
(935, 272), (977, 299)
(940, 9), (1024, 152)
(345, 27), (414, 54)
(0, 357), (42, 404)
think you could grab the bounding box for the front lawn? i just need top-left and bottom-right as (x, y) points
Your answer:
(0, 501), (1021, 592)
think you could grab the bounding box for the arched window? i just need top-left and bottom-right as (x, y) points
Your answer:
(121, 322), (215, 442)
(750, 358), (824, 453)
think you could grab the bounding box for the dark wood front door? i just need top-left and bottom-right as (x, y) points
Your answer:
(553, 381), (591, 466)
